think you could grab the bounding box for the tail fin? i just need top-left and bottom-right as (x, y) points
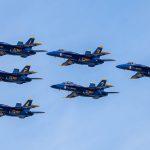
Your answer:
(15, 102), (22, 108)
(93, 46), (103, 55)
(97, 79), (107, 87)
(17, 41), (23, 45)
(21, 65), (31, 74)
(89, 82), (96, 87)
(23, 99), (33, 108)
(13, 68), (19, 74)
(25, 37), (35, 45)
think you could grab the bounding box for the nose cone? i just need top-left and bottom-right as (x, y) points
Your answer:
(116, 64), (124, 69)
(47, 51), (60, 56)
(51, 84), (64, 89)
(51, 84), (59, 89)
(47, 52), (52, 55)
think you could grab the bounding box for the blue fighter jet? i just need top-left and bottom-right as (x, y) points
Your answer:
(0, 36), (47, 57)
(47, 45), (115, 67)
(116, 62), (150, 79)
(0, 65), (42, 84)
(0, 99), (45, 119)
(51, 79), (118, 99)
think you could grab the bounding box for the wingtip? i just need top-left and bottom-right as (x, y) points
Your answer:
(59, 64), (65, 67)
(64, 96), (70, 99)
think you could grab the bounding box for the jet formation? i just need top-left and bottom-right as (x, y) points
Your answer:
(5, 36), (150, 119)
(0, 37), (47, 57)
(116, 62), (150, 79)
(51, 79), (118, 99)
(0, 65), (42, 84)
(47, 46), (115, 67)
(0, 99), (44, 119)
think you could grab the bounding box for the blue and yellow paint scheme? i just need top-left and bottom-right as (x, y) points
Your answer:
(0, 37), (47, 58)
(47, 45), (115, 67)
(0, 99), (44, 119)
(51, 80), (118, 99)
(116, 62), (150, 79)
(0, 65), (42, 84)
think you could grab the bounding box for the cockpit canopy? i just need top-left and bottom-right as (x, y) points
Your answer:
(63, 81), (74, 84)
(58, 49), (65, 52)
(127, 62), (135, 65)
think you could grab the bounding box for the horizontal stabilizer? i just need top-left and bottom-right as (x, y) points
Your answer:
(107, 92), (119, 94)
(30, 78), (43, 80)
(102, 59), (116, 62)
(32, 111), (45, 114)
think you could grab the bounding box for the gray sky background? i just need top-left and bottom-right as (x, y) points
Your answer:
(0, 0), (150, 150)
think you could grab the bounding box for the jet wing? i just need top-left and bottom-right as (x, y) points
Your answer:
(131, 72), (144, 79)
(61, 59), (75, 66)
(65, 92), (79, 98)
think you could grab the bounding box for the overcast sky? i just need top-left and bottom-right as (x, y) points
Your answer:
(0, 0), (150, 150)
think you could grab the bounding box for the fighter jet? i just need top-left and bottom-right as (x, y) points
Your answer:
(47, 45), (115, 67)
(0, 99), (45, 119)
(0, 36), (47, 57)
(116, 62), (150, 79)
(51, 79), (118, 99)
(0, 65), (42, 84)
